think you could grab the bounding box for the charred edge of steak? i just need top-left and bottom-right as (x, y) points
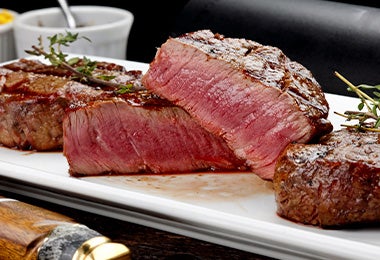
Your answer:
(2, 58), (125, 77)
(273, 128), (380, 228)
(2, 58), (70, 77)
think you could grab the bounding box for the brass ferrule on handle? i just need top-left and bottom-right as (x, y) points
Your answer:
(73, 236), (131, 260)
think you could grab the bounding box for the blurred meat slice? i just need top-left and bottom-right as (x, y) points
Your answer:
(0, 70), (110, 150)
(0, 59), (143, 151)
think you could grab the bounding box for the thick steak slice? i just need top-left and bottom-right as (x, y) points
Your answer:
(273, 129), (380, 227)
(142, 30), (332, 180)
(63, 92), (246, 176)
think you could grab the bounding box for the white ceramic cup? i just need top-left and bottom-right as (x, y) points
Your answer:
(13, 6), (134, 59)
(0, 9), (18, 62)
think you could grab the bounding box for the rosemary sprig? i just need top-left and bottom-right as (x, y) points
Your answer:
(334, 71), (380, 132)
(25, 32), (133, 93)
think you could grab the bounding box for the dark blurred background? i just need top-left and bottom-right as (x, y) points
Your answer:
(3, 0), (380, 96)
(3, 0), (379, 63)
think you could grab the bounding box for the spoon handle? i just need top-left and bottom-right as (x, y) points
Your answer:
(57, 0), (77, 29)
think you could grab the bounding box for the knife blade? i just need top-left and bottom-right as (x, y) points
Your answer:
(0, 196), (130, 260)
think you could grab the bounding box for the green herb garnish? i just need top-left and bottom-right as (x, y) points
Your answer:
(334, 71), (380, 132)
(25, 32), (134, 93)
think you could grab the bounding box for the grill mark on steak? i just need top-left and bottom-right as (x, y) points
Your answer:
(142, 29), (332, 180)
(273, 128), (380, 227)
(63, 96), (247, 176)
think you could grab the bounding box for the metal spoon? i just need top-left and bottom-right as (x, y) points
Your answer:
(57, 0), (77, 29)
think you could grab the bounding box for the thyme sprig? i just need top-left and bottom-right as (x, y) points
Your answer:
(334, 71), (380, 132)
(25, 32), (133, 93)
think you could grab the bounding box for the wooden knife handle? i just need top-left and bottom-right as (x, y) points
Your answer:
(0, 196), (75, 259)
(0, 196), (130, 260)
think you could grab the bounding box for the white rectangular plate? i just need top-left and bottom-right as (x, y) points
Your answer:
(1, 56), (380, 260)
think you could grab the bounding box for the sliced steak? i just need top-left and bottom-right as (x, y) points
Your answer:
(273, 129), (380, 227)
(142, 29), (333, 180)
(1, 59), (246, 175)
(63, 91), (246, 176)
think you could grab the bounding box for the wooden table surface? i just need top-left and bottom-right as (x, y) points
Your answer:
(1, 190), (275, 260)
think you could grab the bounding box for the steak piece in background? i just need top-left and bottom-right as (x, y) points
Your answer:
(0, 69), (111, 150)
(0, 59), (143, 151)
(63, 92), (247, 176)
(273, 129), (380, 227)
(142, 29), (333, 180)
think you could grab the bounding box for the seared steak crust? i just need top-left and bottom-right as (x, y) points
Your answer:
(3, 58), (70, 77)
(3, 58), (144, 91)
(273, 129), (380, 227)
(142, 29), (332, 179)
